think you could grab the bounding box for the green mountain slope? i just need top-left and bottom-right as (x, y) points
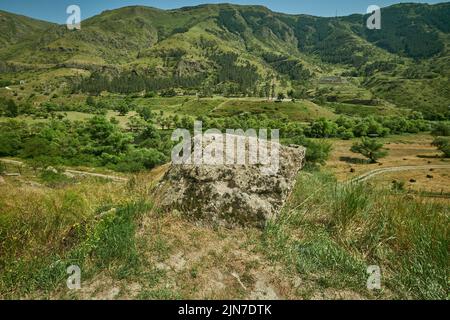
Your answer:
(0, 10), (55, 47)
(0, 3), (449, 118)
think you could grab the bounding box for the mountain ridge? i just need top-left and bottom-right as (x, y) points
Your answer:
(0, 2), (449, 118)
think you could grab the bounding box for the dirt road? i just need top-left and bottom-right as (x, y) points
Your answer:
(0, 159), (128, 182)
(348, 164), (450, 184)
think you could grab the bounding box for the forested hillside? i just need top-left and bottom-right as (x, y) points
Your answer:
(0, 3), (449, 118)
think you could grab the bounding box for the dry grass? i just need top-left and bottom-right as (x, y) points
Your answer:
(327, 134), (449, 181)
(372, 169), (450, 194)
(57, 172), (302, 300)
(0, 178), (128, 260)
(1, 151), (448, 300)
(0, 169), (151, 298)
(265, 171), (449, 300)
(0, 166), (297, 300)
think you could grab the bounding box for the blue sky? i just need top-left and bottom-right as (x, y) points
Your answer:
(0, 0), (444, 23)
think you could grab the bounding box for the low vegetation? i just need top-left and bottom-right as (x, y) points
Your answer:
(263, 172), (449, 299)
(0, 116), (170, 172)
(432, 137), (450, 158)
(351, 138), (388, 163)
(0, 1), (448, 301)
(1, 167), (447, 299)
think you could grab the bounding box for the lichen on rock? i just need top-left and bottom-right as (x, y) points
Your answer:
(157, 133), (306, 228)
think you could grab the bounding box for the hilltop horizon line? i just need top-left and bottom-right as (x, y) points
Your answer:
(0, 1), (448, 24)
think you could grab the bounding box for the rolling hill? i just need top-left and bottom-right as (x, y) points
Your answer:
(0, 10), (55, 47)
(0, 2), (449, 118)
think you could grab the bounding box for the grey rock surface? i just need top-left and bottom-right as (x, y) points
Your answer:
(158, 134), (306, 228)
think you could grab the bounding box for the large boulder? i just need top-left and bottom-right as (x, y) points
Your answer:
(158, 133), (306, 228)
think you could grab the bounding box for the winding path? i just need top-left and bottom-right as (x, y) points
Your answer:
(0, 159), (128, 182)
(348, 164), (450, 184)
(3, 158), (449, 185)
(64, 170), (128, 182)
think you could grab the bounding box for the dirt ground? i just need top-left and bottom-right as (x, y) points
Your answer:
(372, 168), (449, 193)
(327, 134), (450, 192)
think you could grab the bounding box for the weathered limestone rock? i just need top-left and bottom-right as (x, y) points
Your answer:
(158, 134), (306, 228)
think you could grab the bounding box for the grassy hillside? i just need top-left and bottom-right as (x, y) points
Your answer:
(0, 10), (55, 47)
(0, 162), (447, 299)
(0, 3), (449, 118)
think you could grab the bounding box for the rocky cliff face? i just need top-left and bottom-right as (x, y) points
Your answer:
(158, 134), (306, 228)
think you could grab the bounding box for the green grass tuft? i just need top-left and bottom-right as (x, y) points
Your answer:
(261, 171), (449, 299)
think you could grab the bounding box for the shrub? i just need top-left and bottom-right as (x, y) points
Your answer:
(431, 122), (450, 137)
(21, 137), (57, 159)
(277, 92), (286, 101)
(392, 180), (405, 191)
(160, 88), (177, 97)
(291, 136), (332, 167)
(117, 101), (130, 116)
(115, 148), (166, 172)
(432, 137), (450, 157)
(5, 99), (18, 118)
(351, 138), (388, 163)
(339, 128), (354, 140)
(39, 170), (73, 187)
(0, 131), (22, 156)
(86, 96), (96, 107)
(144, 91), (156, 98)
(306, 118), (338, 138)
